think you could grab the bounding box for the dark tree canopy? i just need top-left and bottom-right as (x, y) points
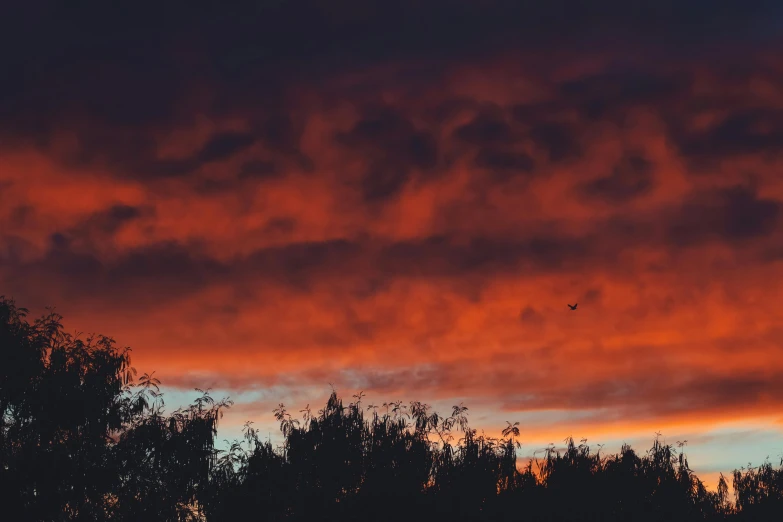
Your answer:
(2, 295), (783, 521)
(0, 297), (230, 521)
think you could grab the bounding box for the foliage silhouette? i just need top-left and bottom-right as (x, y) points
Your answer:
(2, 295), (783, 521)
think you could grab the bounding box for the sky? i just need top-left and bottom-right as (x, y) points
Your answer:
(2, 0), (783, 488)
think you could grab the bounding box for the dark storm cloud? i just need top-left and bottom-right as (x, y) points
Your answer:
(58, 124), (283, 183)
(53, 130), (197, 180)
(371, 231), (640, 281)
(99, 243), (229, 289)
(240, 239), (363, 291)
(473, 149), (536, 182)
(529, 122), (582, 163)
(430, 98), (482, 124)
(454, 110), (514, 146)
(674, 108), (783, 161)
(254, 113), (306, 155)
(359, 167), (412, 203)
(3, 0), (781, 151)
(238, 160), (279, 179)
(452, 106), (544, 181)
(579, 154), (655, 203)
(6, 205), (151, 259)
(0, 223), (629, 305)
(1, 240), (229, 306)
(196, 132), (257, 164)
(668, 185), (782, 246)
(456, 105), (582, 167)
(558, 68), (687, 121)
(71, 205), (148, 237)
(336, 107), (439, 202)
(337, 107), (438, 169)
(238, 232), (604, 291)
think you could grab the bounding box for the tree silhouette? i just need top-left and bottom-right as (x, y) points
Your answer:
(0, 297), (230, 521)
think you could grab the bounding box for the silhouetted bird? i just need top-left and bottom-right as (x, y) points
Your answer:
(568, 303), (578, 310)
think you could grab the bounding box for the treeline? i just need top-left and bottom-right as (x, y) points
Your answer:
(2, 297), (783, 521)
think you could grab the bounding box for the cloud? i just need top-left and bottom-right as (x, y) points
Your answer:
(453, 106), (542, 183)
(530, 122), (583, 163)
(0, 226), (621, 308)
(579, 154), (655, 203)
(1, 240), (227, 308)
(454, 109), (514, 146)
(3, 0), (783, 481)
(668, 185), (781, 246)
(499, 369), (783, 426)
(474, 150), (536, 179)
(336, 106), (439, 203)
(72, 205), (149, 238)
(238, 160), (279, 179)
(4, 1), (781, 151)
(519, 306), (545, 326)
(676, 109), (783, 161)
(557, 68), (686, 121)
(196, 132), (257, 164)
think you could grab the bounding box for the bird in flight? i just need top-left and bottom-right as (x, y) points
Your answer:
(568, 303), (578, 310)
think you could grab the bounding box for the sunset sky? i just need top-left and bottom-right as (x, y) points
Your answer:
(3, 1), (783, 487)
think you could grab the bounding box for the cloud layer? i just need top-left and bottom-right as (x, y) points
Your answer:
(2, 0), (783, 475)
